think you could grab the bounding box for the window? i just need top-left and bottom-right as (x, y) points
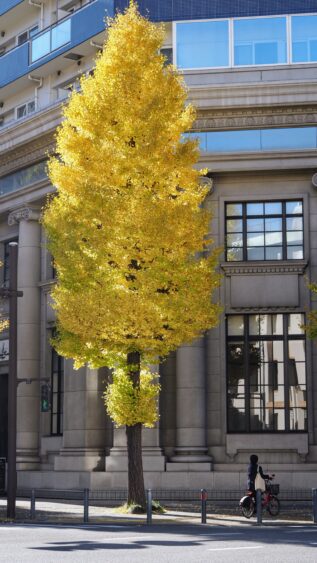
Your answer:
(292, 15), (317, 63)
(186, 127), (317, 153)
(17, 24), (39, 46)
(51, 348), (64, 436)
(176, 20), (229, 69)
(16, 100), (36, 120)
(3, 240), (18, 288)
(0, 161), (47, 197)
(234, 17), (287, 66)
(225, 200), (303, 261)
(227, 314), (307, 433)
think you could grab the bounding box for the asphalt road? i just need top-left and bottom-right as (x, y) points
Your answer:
(0, 522), (317, 562)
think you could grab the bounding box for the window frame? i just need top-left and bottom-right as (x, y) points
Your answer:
(173, 12), (317, 71)
(225, 199), (304, 262)
(226, 314), (307, 434)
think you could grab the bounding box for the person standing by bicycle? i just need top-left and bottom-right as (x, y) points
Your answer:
(247, 454), (271, 493)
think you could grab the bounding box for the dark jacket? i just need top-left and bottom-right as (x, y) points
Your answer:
(247, 463), (269, 492)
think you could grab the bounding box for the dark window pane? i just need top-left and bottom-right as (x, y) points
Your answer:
(228, 408), (246, 432)
(266, 246), (283, 260)
(247, 203), (264, 216)
(227, 219), (243, 233)
(226, 203), (243, 217)
(287, 246), (303, 259)
(247, 247), (264, 260)
(228, 342), (245, 366)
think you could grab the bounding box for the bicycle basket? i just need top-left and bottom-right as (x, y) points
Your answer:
(270, 484), (280, 495)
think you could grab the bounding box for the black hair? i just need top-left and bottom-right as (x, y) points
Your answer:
(250, 454), (258, 464)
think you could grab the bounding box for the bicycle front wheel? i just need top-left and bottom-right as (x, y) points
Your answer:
(268, 496), (280, 516)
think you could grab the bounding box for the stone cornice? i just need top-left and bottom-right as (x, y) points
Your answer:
(8, 205), (41, 225)
(221, 260), (308, 276)
(194, 104), (317, 131)
(0, 134), (55, 177)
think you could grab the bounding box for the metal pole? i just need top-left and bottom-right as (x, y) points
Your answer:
(7, 243), (18, 520)
(201, 489), (207, 524)
(146, 489), (152, 525)
(30, 489), (36, 520)
(83, 488), (89, 524)
(256, 489), (262, 525)
(312, 488), (317, 524)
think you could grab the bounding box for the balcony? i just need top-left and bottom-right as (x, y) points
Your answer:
(0, 0), (114, 89)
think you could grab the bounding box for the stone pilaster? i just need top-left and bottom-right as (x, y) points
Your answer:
(170, 338), (212, 466)
(8, 205), (41, 470)
(54, 364), (108, 471)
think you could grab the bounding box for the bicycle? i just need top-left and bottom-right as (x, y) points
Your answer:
(240, 475), (280, 519)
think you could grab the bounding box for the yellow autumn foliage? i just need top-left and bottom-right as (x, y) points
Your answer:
(104, 368), (160, 427)
(43, 2), (221, 426)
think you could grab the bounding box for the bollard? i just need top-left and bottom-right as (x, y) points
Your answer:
(201, 489), (207, 524)
(312, 488), (317, 524)
(83, 488), (89, 524)
(30, 489), (36, 520)
(146, 489), (152, 525)
(256, 489), (262, 525)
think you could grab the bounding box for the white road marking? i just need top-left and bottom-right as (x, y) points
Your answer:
(207, 546), (263, 551)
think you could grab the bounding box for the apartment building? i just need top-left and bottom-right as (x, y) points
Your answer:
(1, 0), (317, 492)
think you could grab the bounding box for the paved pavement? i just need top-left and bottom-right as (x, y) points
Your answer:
(0, 498), (312, 525)
(0, 521), (317, 562)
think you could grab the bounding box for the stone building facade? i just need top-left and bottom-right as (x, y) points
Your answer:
(1, 0), (317, 491)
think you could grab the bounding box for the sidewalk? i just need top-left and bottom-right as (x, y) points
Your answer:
(0, 498), (313, 526)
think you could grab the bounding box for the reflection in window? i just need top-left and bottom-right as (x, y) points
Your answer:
(225, 200), (304, 262)
(31, 18), (71, 62)
(227, 314), (307, 432)
(234, 17), (287, 66)
(186, 127), (317, 153)
(292, 15), (317, 63)
(0, 161), (47, 197)
(176, 20), (229, 69)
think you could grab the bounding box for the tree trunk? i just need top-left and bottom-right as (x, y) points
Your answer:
(126, 351), (146, 510)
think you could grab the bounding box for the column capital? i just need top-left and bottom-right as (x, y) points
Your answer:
(8, 205), (41, 226)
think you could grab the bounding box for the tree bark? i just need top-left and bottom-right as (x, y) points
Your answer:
(126, 351), (146, 510)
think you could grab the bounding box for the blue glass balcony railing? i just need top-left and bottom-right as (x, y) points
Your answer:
(0, 0), (114, 89)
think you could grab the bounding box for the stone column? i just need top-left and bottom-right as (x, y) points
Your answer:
(54, 364), (108, 471)
(171, 338), (212, 465)
(8, 206), (41, 470)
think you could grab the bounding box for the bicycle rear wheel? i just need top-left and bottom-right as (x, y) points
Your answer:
(268, 495), (280, 516)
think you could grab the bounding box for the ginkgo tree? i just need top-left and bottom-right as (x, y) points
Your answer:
(43, 1), (221, 510)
